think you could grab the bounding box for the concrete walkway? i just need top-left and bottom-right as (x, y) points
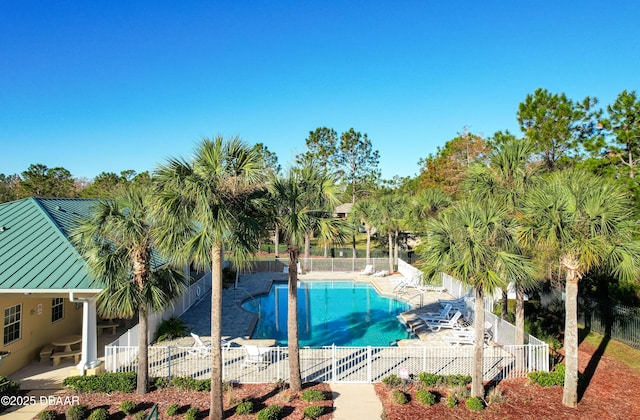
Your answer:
(331, 383), (383, 419)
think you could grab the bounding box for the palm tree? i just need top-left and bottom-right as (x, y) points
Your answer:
(376, 194), (405, 272)
(419, 200), (535, 398)
(153, 137), (265, 420)
(519, 170), (640, 407)
(73, 185), (187, 394)
(464, 139), (542, 344)
(349, 199), (377, 264)
(268, 165), (343, 392)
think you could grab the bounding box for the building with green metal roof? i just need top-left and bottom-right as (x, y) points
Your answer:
(0, 197), (106, 376)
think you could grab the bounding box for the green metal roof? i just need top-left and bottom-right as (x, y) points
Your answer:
(0, 198), (102, 292)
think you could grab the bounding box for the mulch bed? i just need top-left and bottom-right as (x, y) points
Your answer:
(376, 340), (640, 419)
(45, 382), (333, 419)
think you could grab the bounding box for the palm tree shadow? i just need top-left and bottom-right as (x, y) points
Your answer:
(578, 301), (612, 402)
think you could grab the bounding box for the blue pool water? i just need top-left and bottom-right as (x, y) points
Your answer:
(242, 281), (410, 347)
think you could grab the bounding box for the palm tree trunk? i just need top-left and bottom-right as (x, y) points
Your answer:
(136, 305), (149, 394)
(365, 227), (371, 264)
(352, 233), (357, 259)
(562, 269), (580, 408)
(210, 244), (224, 420)
(393, 228), (399, 270)
(472, 287), (485, 398)
(274, 224), (280, 258)
(304, 232), (311, 271)
(515, 285), (525, 346)
(501, 290), (508, 321)
(387, 230), (393, 273)
(288, 246), (302, 392)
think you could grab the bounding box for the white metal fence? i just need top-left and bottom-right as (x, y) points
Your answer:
(105, 343), (548, 383)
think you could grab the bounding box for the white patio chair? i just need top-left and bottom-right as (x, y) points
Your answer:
(188, 332), (211, 357)
(359, 264), (374, 275)
(444, 330), (475, 346)
(425, 311), (463, 332)
(241, 345), (272, 369)
(418, 304), (452, 323)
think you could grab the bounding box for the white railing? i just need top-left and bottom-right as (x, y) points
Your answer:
(105, 343), (548, 383)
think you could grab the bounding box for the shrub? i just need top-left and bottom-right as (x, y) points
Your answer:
(133, 411), (146, 420)
(0, 375), (20, 396)
(185, 407), (199, 420)
(63, 372), (136, 393)
(166, 403), (180, 416)
(418, 372), (443, 387)
(154, 377), (171, 389)
(155, 317), (189, 343)
(416, 389), (437, 406)
(447, 394), (457, 408)
(528, 363), (565, 387)
(87, 408), (109, 420)
(256, 404), (283, 420)
(171, 376), (211, 392)
(36, 410), (57, 420)
(301, 389), (326, 402)
(303, 405), (324, 419)
(381, 374), (403, 388)
(465, 397), (484, 412)
(391, 390), (408, 405)
(120, 400), (137, 415)
(445, 374), (471, 387)
(66, 404), (89, 420)
(235, 400), (254, 415)
(487, 386), (506, 404)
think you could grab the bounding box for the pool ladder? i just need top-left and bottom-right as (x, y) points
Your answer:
(394, 291), (423, 308)
(234, 287), (257, 304)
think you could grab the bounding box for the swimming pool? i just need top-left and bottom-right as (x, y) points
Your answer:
(242, 280), (411, 347)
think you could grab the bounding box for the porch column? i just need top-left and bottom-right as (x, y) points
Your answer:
(70, 293), (100, 374)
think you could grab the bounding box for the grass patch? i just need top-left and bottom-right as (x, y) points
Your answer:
(580, 327), (640, 372)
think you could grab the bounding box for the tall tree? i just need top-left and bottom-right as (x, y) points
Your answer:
(0, 173), (19, 203)
(464, 138), (542, 343)
(349, 199), (377, 264)
(296, 127), (339, 169)
(519, 170), (640, 407)
(335, 128), (380, 204)
(154, 136), (265, 420)
(19, 164), (75, 198)
(377, 193), (406, 272)
(517, 88), (600, 172)
(73, 185), (187, 394)
(598, 90), (640, 180)
(419, 200), (535, 398)
(268, 164), (343, 392)
(417, 129), (490, 196)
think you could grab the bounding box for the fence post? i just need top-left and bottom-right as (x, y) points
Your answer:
(367, 346), (372, 383)
(332, 345), (337, 383)
(167, 346), (171, 378)
(423, 346), (427, 372)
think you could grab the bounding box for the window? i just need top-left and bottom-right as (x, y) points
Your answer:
(3, 304), (21, 345)
(52, 298), (64, 323)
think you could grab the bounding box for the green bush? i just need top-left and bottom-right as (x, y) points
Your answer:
(120, 400), (137, 415)
(528, 363), (565, 386)
(418, 372), (443, 387)
(301, 389), (326, 402)
(235, 400), (254, 415)
(63, 372), (136, 393)
(155, 316), (189, 342)
(133, 411), (146, 420)
(381, 374), (403, 388)
(465, 397), (484, 412)
(303, 405), (324, 419)
(166, 403), (180, 416)
(185, 407), (199, 420)
(66, 404), (89, 420)
(171, 376), (211, 392)
(256, 404), (283, 420)
(416, 389), (437, 406)
(445, 374), (472, 387)
(87, 407), (109, 420)
(391, 390), (408, 405)
(447, 395), (457, 408)
(36, 410), (57, 420)
(154, 377), (171, 389)
(0, 375), (20, 396)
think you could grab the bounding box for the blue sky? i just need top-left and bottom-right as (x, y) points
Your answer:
(1, 1), (638, 181)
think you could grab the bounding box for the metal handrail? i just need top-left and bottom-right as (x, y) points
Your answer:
(234, 286), (257, 303)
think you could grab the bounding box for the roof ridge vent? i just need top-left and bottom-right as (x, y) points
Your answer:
(0, 226), (6, 232)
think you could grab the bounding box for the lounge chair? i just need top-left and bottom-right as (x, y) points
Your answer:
(443, 330), (475, 346)
(188, 333), (211, 357)
(372, 270), (389, 277)
(359, 264), (374, 275)
(418, 304), (452, 323)
(241, 345), (272, 369)
(425, 311), (463, 332)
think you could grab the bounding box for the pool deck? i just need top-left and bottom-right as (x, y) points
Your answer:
(176, 270), (467, 348)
